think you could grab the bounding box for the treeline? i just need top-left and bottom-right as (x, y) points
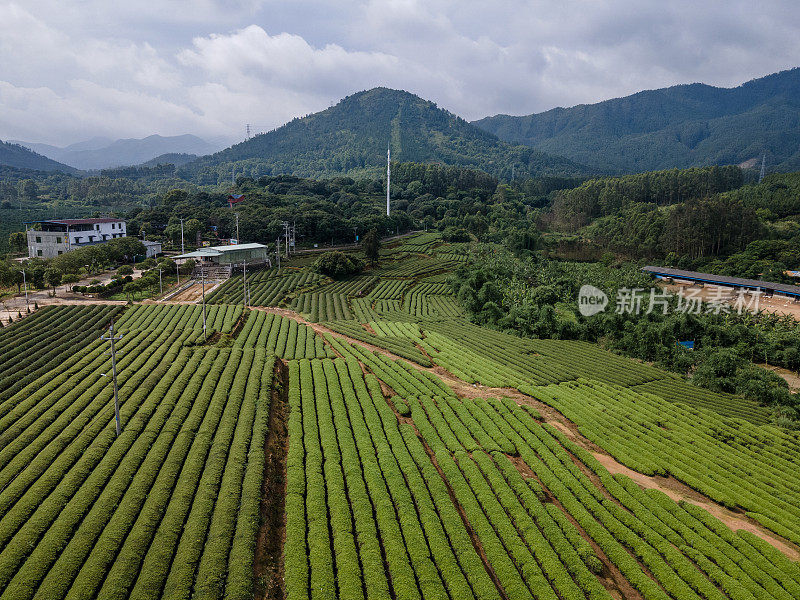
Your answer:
(549, 165), (743, 230)
(586, 195), (762, 260)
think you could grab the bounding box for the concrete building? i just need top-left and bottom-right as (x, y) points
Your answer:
(27, 218), (127, 259)
(143, 240), (162, 259)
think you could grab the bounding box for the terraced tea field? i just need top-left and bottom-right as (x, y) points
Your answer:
(0, 232), (797, 600)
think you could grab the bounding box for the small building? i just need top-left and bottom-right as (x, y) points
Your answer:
(26, 218), (127, 259)
(143, 240), (162, 259)
(174, 243), (270, 276)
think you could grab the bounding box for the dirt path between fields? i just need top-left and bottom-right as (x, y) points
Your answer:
(255, 359), (288, 600)
(589, 452), (800, 560)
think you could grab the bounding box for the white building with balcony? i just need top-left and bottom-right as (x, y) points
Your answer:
(27, 218), (127, 258)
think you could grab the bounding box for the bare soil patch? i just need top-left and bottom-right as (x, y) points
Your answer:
(167, 281), (222, 303)
(758, 363), (800, 391)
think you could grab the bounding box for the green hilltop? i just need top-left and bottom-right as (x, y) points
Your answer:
(181, 87), (588, 183)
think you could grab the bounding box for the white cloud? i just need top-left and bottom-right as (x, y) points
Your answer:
(0, 1), (799, 145)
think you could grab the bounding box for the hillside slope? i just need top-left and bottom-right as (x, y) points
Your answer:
(0, 140), (79, 173)
(474, 68), (800, 173)
(183, 87), (588, 182)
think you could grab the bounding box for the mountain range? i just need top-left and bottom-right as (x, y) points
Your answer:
(3, 68), (800, 179)
(12, 134), (219, 171)
(473, 68), (800, 173)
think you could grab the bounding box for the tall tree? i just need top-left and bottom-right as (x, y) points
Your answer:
(8, 232), (25, 254)
(362, 228), (381, 264)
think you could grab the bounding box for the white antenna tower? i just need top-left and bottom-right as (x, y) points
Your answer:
(759, 152), (766, 183)
(386, 142), (391, 217)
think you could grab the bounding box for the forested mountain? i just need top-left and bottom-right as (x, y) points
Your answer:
(14, 134), (217, 170)
(474, 68), (800, 173)
(0, 140), (79, 174)
(182, 87), (588, 183)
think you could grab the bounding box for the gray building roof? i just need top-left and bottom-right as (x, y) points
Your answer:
(643, 266), (800, 297)
(173, 242), (267, 260)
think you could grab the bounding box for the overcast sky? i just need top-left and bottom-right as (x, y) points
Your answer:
(2, 0), (799, 147)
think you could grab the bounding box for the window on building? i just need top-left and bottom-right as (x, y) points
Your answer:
(37, 250), (42, 256)
(36, 236), (41, 243)
(96, 224), (100, 230)
(56, 237), (62, 244)
(89, 235), (94, 242)
(58, 251), (63, 255)
(75, 236), (81, 243)
(111, 223), (115, 229)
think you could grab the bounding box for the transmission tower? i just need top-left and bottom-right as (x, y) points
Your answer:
(759, 153), (766, 183)
(386, 142), (391, 217)
(246, 123), (251, 140)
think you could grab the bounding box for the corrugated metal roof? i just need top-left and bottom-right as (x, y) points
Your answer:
(643, 266), (800, 297)
(206, 243), (267, 252)
(173, 249), (222, 259)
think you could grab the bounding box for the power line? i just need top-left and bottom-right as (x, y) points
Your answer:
(100, 319), (123, 436)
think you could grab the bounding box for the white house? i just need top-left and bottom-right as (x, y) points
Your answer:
(27, 218), (127, 258)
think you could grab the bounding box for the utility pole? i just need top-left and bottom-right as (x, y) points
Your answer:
(386, 142), (391, 217)
(282, 221), (290, 259)
(158, 268), (163, 296)
(101, 320), (123, 436)
(759, 153), (766, 183)
(242, 260), (248, 308)
(176, 261), (180, 286)
(21, 268), (28, 308)
(179, 218), (185, 254)
(201, 263), (207, 339)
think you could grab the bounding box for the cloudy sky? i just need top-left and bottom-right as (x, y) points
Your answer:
(1, 0), (799, 147)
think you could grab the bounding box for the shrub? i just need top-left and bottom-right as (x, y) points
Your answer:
(313, 251), (364, 279)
